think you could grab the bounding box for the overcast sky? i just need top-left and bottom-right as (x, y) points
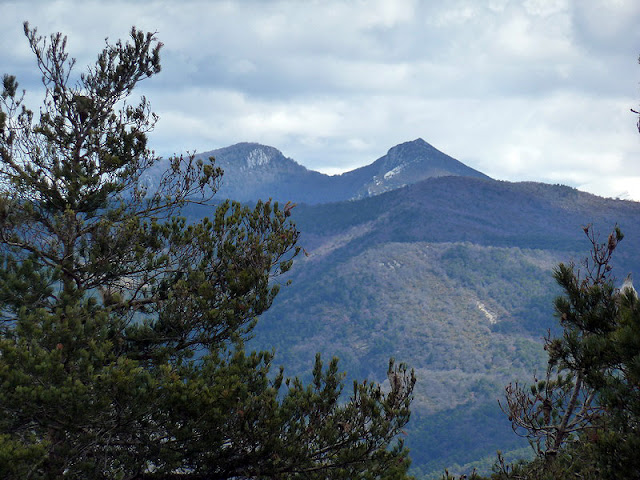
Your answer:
(2, 0), (640, 199)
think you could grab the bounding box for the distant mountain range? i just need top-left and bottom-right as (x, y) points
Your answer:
(190, 138), (489, 204)
(178, 139), (640, 478)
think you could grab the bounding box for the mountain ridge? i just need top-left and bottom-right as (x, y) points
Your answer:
(191, 138), (491, 204)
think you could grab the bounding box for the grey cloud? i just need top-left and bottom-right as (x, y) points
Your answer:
(570, 1), (640, 54)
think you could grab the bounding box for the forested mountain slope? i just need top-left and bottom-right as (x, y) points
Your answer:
(244, 176), (640, 477)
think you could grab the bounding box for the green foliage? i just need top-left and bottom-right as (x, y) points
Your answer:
(0, 24), (415, 479)
(499, 225), (640, 478)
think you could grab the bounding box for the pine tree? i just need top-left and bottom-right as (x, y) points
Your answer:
(500, 225), (640, 479)
(0, 23), (415, 480)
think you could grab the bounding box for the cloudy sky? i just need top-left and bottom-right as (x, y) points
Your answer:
(2, 0), (640, 199)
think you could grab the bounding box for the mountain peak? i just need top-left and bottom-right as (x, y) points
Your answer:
(199, 142), (311, 174)
(183, 139), (490, 204)
(210, 142), (283, 168)
(386, 138), (444, 160)
(344, 138), (490, 199)
(402, 137), (428, 146)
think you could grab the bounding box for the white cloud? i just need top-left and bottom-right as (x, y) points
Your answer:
(523, 0), (568, 17)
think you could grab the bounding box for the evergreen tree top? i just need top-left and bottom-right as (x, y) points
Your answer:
(0, 23), (415, 479)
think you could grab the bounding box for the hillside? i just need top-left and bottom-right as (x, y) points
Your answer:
(245, 176), (640, 477)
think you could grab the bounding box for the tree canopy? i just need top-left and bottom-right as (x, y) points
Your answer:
(499, 226), (640, 479)
(0, 23), (415, 480)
